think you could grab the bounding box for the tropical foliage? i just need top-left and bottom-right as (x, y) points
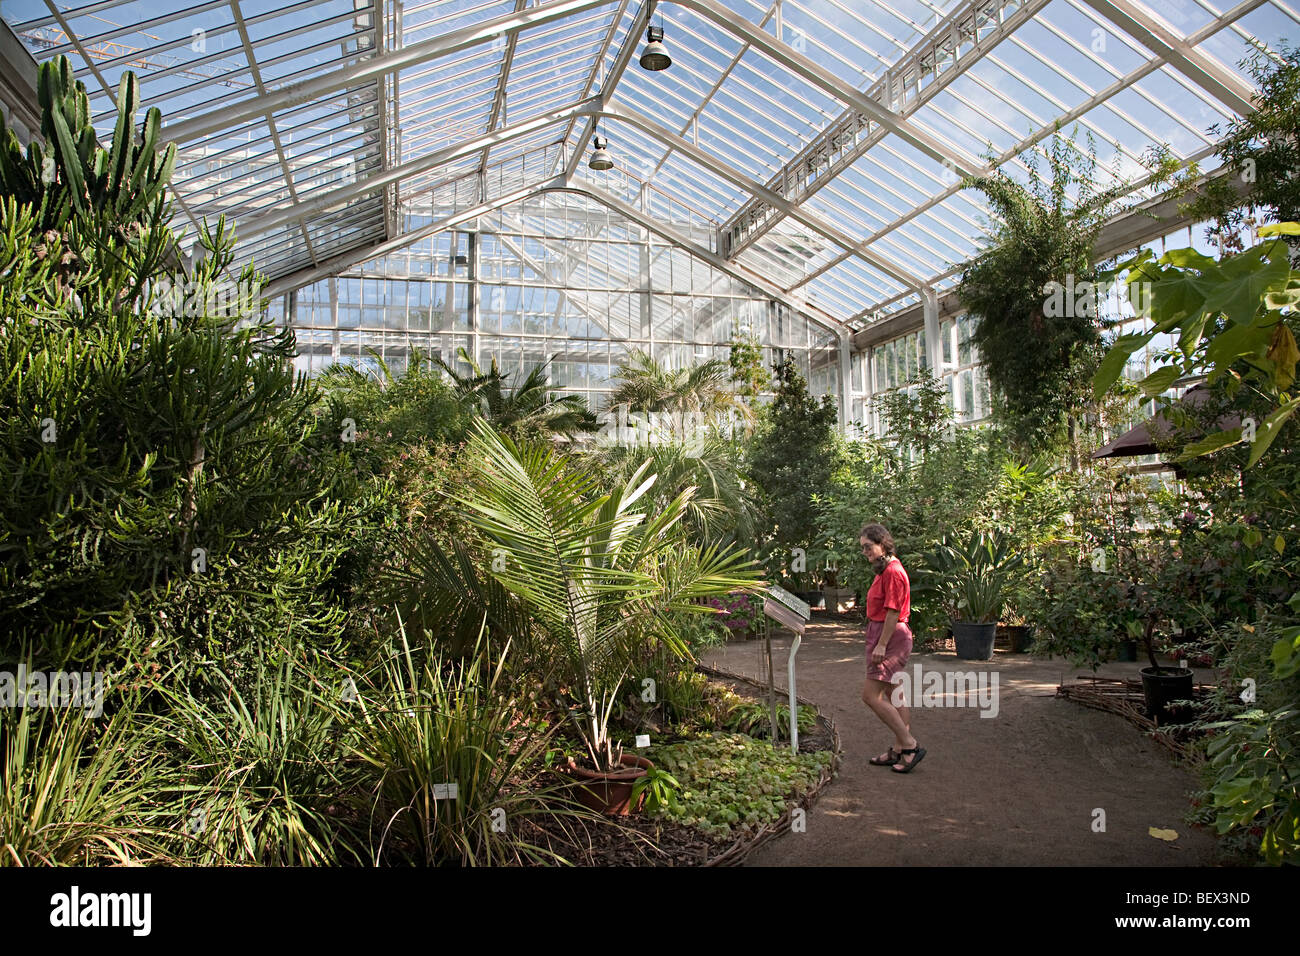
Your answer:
(435, 347), (599, 441)
(957, 131), (1159, 453)
(450, 420), (759, 771)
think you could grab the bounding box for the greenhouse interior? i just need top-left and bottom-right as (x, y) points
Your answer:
(0, 0), (1297, 877)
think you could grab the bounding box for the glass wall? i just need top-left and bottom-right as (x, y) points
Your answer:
(278, 189), (840, 411)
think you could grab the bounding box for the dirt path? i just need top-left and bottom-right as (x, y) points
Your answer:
(700, 619), (1228, 866)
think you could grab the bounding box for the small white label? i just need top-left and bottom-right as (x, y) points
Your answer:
(432, 783), (459, 800)
(635, 734), (650, 748)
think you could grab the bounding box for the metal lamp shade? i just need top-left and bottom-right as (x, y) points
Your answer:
(588, 135), (614, 171)
(639, 25), (671, 71)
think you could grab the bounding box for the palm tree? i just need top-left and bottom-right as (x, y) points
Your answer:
(589, 437), (763, 551)
(607, 349), (753, 439)
(452, 420), (758, 771)
(435, 347), (599, 441)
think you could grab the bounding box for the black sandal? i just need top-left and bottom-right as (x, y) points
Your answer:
(891, 746), (926, 773)
(869, 747), (901, 766)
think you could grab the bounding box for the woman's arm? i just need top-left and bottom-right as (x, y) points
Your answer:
(872, 608), (900, 661)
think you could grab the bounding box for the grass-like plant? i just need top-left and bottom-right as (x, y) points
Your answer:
(155, 654), (364, 866)
(1, 700), (171, 865)
(351, 624), (574, 866)
(918, 529), (1025, 624)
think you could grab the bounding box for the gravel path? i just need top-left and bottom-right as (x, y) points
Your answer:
(701, 619), (1228, 866)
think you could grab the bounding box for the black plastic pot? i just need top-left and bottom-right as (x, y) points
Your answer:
(953, 621), (997, 660)
(1140, 666), (1195, 724)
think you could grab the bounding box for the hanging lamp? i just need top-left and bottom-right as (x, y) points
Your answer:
(588, 133), (614, 171)
(639, 24), (671, 71)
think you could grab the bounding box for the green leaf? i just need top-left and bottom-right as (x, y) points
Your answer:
(1137, 365), (1181, 397)
(1094, 332), (1154, 401)
(1175, 426), (1246, 461)
(1275, 534), (1287, 555)
(1160, 247), (1218, 269)
(1246, 397), (1300, 468)
(1204, 320), (1270, 370)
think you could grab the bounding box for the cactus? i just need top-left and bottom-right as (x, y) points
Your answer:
(4, 55), (177, 231)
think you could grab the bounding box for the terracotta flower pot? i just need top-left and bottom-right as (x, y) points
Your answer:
(561, 754), (653, 815)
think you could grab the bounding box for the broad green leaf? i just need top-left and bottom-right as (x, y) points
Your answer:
(1094, 331), (1154, 400)
(1177, 310), (1210, 359)
(1138, 365), (1181, 397)
(1274, 534), (1286, 555)
(1175, 426), (1245, 461)
(1204, 320), (1270, 370)
(1209, 244), (1293, 326)
(1247, 396), (1300, 467)
(1160, 247), (1218, 269)
(1265, 281), (1300, 311)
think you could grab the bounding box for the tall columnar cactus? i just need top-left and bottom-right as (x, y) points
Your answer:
(0, 55), (177, 232)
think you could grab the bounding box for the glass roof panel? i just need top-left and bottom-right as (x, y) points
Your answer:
(4, 0), (1285, 330)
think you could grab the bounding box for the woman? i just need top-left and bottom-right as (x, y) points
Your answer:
(859, 523), (925, 773)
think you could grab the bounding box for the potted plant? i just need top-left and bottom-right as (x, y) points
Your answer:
(1118, 575), (1195, 725)
(454, 420), (758, 813)
(820, 563), (855, 613)
(919, 529), (1025, 660)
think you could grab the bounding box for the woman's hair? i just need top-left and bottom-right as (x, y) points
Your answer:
(859, 523), (896, 556)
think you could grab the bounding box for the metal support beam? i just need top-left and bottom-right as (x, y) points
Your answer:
(496, 229), (627, 343)
(1078, 0), (1257, 116)
(236, 97), (599, 241)
(921, 286), (940, 376)
(675, 0), (982, 177)
(719, 0), (1049, 260)
(261, 176), (566, 298)
(811, 167), (1254, 368)
(802, 0), (1267, 317)
(837, 327), (852, 431)
(564, 0), (655, 180)
(264, 177), (843, 336)
(165, 0), (612, 146)
(601, 102), (923, 290)
(478, 0), (526, 176)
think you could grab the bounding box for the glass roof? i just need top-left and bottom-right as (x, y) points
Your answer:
(6, 0), (1293, 331)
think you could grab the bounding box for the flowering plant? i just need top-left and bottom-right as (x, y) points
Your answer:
(706, 592), (762, 638)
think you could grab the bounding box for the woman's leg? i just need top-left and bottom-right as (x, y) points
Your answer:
(862, 677), (917, 758)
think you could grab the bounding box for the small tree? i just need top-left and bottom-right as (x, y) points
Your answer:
(873, 368), (953, 460)
(957, 131), (1147, 458)
(748, 357), (839, 584)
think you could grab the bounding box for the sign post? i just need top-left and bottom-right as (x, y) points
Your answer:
(762, 585), (811, 753)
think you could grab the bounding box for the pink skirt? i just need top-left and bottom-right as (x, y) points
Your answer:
(865, 618), (912, 681)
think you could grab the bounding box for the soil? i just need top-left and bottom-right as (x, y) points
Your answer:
(701, 618), (1234, 866)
